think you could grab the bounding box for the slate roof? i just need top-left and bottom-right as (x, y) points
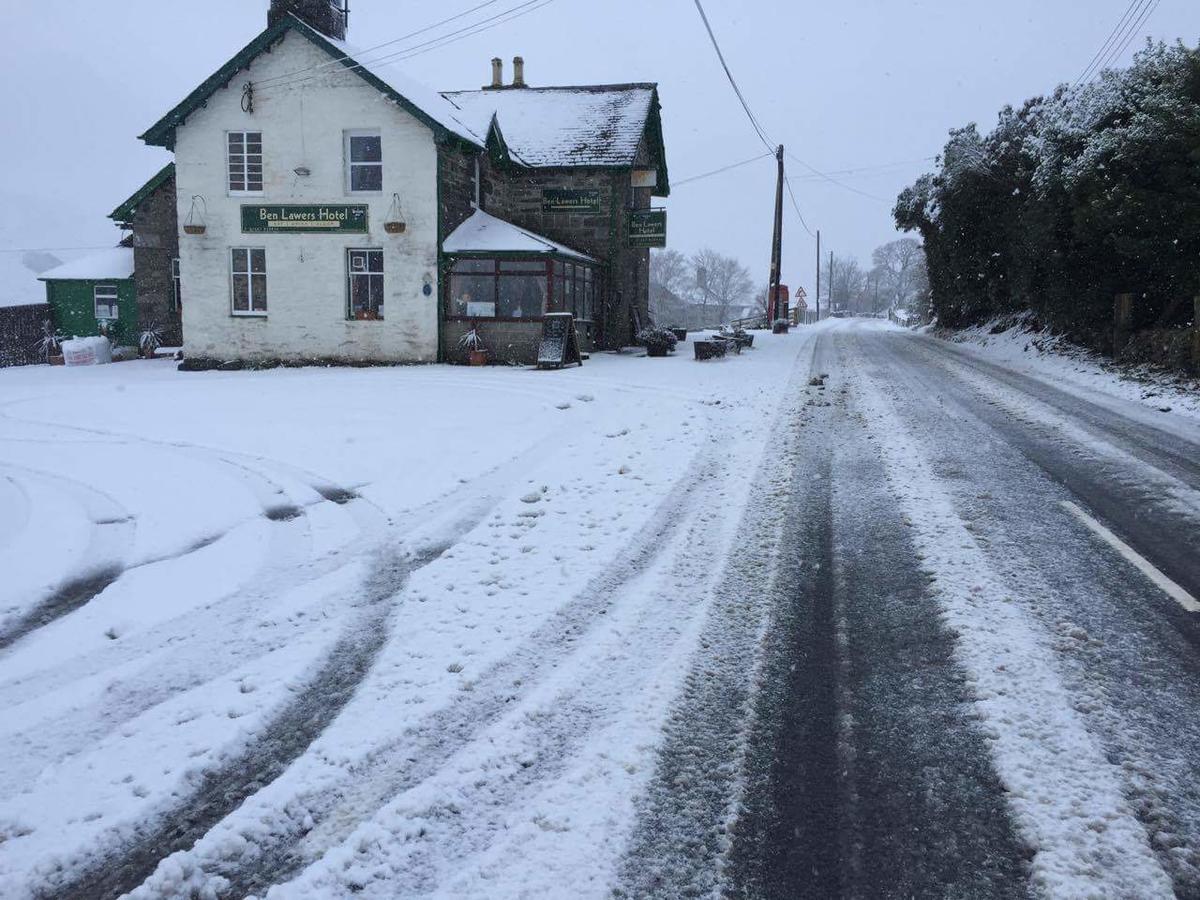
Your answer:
(39, 248), (135, 282)
(442, 85), (659, 169)
(443, 209), (594, 262)
(109, 163), (175, 226)
(141, 16), (483, 150)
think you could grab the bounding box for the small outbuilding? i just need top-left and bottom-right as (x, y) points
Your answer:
(39, 247), (137, 347)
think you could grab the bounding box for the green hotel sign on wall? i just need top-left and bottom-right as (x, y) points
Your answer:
(241, 205), (369, 234)
(629, 209), (667, 247)
(541, 189), (601, 214)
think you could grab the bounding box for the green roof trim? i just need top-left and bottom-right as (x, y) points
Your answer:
(139, 15), (482, 152)
(647, 88), (670, 198)
(109, 163), (175, 225)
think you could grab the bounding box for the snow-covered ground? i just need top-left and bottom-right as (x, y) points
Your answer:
(0, 331), (817, 899)
(938, 318), (1200, 423)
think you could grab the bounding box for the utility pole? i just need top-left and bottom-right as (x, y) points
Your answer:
(814, 229), (821, 323)
(767, 145), (785, 326)
(829, 250), (835, 314)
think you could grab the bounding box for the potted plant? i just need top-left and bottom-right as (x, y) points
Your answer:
(772, 318), (790, 334)
(671, 327), (688, 343)
(139, 326), (163, 358)
(36, 321), (65, 365)
(638, 326), (678, 358)
(384, 193), (407, 234)
(458, 327), (489, 366)
(183, 195), (207, 235)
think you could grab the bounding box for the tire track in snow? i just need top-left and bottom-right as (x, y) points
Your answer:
(869, 331), (1200, 893)
(616, 338), (821, 899)
(848, 333), (1175, 897)
(38, 542), (454, 900)
(272, 488), (734, 897)
(130, 438), (724, 900)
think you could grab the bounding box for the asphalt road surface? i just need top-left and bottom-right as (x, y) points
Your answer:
(627, 321), (1200, 899)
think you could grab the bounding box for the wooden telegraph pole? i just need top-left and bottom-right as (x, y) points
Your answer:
(815, 229), (821, 323)
(767, 145), (786, 328)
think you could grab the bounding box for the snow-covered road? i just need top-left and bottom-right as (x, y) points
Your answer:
(2, 320), (1199, 898)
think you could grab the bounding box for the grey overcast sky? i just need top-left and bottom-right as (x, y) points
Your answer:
(1, 0), (1197, 300)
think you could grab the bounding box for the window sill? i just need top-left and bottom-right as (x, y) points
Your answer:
(231, 312), (268, 318)
(229, 191), (265, 198)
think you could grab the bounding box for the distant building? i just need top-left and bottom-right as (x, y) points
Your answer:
(132, 0), (669, 366)
(38, 247), (137, 347)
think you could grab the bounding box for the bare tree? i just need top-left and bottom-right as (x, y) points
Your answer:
(691, 248), (754, 328)
(824, 254), (867, 313)
(650, 249), (690, 325)
(871, 238), (928, 311)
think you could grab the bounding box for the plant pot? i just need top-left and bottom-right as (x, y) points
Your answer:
(183, 224), (206, 235)
(48, 354), (64, 366)
(646, 345), (670, 357)
(384, 221), (407, 234)
(468, 349), (489, 366)
(671, 328), (687, 343)
(772, 322), (790, 334)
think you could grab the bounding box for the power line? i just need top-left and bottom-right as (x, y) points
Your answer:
(784, 177), (816, 238)
(1075, 0), (1146, 86)
(257, 0), (555, 97)
(1099, 0), (1161, 74)
(690, 0), (775, 153)
(672, 152), (774, 187)
(252, 0), (507, 89)
(786, 151), (891, 203)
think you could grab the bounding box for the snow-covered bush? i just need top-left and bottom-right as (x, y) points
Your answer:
(637, 326), (678, 357)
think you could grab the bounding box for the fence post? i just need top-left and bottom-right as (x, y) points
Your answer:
(1114, 293), (1134, 358)
(1193, 296), (1200, 370)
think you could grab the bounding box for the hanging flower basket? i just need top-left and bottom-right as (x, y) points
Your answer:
(183, 195), (207, 235)
(384, 193), (406, 234)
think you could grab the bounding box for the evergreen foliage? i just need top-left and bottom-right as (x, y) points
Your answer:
(895, 40), (1200, 348)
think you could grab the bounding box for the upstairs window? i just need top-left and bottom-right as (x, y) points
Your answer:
(228, 131), (263, 194)
(231, 248), (267, 316)
(94, 285), (119, 320)
(346, 130), (382, 193)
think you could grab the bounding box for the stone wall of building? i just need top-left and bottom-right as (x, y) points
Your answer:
(438, 145), (477, 243)
(173, 30), (442, 364)
(132, 174), (182, 345)
(480, 160), (650, 349)
(0, 303), (51, 368)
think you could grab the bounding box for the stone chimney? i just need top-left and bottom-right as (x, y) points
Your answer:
(268, 0), (348, 40)
(512, 56), (526, 88)
(489, 57), (504, 89)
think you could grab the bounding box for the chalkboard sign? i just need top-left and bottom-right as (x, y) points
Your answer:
(537, 313), (583, 369)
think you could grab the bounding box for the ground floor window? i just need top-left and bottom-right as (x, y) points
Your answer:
(171, 258), (182, 312)
(347, 249), (384, 320)
(231, 248), (267, 315)
(553, 261), (595, 323)
(94, 285), (119, 320)
(448, 257), (596, 322)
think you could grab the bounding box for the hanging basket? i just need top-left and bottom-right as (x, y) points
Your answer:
(383, 193), (406, 235)
(183, 195), (208, 235)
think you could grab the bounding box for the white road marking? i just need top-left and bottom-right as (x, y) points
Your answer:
(1061, 500), (1200, 613)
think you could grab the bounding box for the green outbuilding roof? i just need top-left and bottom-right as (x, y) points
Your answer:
(109, 163), (175, 227)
